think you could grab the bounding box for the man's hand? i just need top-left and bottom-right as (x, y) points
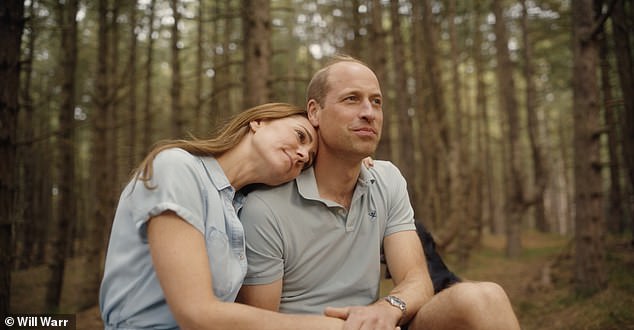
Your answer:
(324, 304), (401, 330)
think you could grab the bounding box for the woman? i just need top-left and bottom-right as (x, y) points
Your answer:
(99, 103), (343, 329)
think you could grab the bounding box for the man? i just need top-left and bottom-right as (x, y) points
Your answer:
(238, 55), (520, 330)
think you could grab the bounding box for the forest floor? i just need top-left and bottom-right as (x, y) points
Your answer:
(11, 230), (634, 329)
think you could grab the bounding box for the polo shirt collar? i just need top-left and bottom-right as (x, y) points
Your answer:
(296, 164), (376, 206)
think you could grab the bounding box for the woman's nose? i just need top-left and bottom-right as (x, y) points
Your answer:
(297, 146), (309, 162)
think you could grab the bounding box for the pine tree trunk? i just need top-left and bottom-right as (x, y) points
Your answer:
(142, 0), (156, 156)
(611, 0), (634, 226)
(128, 1), (139, 170)
(597, 0), (625, 233)
(572, 0), (607, 295)
(389, 0), (415, 196)
(195, 1), (204, 135)
(170, 0), (185, 138)
(0, 0), (25, 315)
(243, 0), (271, 108)
(410, 0), (429, 227)
(18, 0), (37, 270)
(493, 0), (524, 258)
(522, 0), (549, 233)
(369, 0), (391, 161)
(45, 0), (78, 310)
(473, 1), (497, 235)
(82, 0), (111, 309)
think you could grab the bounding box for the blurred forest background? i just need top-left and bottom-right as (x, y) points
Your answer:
(1, 0), (633, 328)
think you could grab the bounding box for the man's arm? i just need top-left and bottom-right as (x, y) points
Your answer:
(236, 280), (283, 311)
(382, 230), (434, 324)
(323, 230), (433, 327)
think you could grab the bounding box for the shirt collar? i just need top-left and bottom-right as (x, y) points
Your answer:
(296, 165), (376, 205)
(200, 157), (245, 203)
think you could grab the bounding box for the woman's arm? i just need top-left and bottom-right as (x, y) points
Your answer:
(147, 211), (343, 330)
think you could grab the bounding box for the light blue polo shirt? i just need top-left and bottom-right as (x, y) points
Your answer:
(100, 148), (247, 329)
(240, 161), (415, 314)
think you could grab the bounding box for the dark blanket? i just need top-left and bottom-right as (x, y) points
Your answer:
(383, 222), (461, 294)
(415, 222), (461, 293)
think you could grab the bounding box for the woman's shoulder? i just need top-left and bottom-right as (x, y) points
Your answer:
(154, 147), (198, 165)
(151, 148), (207, 178)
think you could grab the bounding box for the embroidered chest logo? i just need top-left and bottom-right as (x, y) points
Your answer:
(368, 210), (377, 221)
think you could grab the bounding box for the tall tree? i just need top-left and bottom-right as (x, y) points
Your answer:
(389, 0), (414, 187)
(473, 0), (497, 234)
(0, 0), (25, 315)
(243, 0), (271, 108)
(127, 1), (139, 169)
(369, 0), (391, 161)
(44, 0), (78, 310)
(597, 0), (626, 233)
(170, 0), (185, 138)
(194, 0), (205, 135)
(493, 0), (525, 257)
(420, 0), (453, 246)
(17, 0), (37, 269)
(611, 0), (634, 225)
(82, 0), (111, 308)
(142, 0), (156, 156)
(572, 0), (607, 295)
(447, 0), (479, 268)
(522, 0), (549, 233)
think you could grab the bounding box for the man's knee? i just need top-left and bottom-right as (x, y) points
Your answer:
(450, 282), (518, 329)
(446, 282), (512, 316)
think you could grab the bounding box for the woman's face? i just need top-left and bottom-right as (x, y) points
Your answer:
(250, 115), (318, 185)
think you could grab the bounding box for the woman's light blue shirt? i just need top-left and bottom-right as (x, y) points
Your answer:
(99, 148), (247, 329)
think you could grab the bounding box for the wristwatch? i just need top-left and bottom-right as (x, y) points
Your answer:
(384, 295), (407, 318)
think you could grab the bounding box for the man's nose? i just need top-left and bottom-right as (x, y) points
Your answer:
(359, 99), (376, 121)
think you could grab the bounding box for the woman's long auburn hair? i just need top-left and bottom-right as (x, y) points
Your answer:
(133, 102), (307, 189)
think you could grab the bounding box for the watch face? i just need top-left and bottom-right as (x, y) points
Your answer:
(386, 295), (406, 311)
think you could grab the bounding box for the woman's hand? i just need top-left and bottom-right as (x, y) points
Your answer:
(362, 157), (374, 168)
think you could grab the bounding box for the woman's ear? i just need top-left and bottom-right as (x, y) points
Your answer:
(307, 100), (320, 127)
(249, 120), (262, 132)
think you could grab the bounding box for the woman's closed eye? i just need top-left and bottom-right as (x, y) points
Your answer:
(295, 129), (307, 143)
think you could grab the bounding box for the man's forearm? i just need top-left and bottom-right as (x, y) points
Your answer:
(382, 268), (434, 325)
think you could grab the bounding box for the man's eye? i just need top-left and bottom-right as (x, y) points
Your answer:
(372, 98), (382, 106)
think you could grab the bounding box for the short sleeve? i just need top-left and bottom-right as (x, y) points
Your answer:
(239, 193), (285, 285)
(376, 162), (416, 236)
(127, 148), (206, 239)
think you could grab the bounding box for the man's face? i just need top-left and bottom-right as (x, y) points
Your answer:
(309, 62), (383, 159)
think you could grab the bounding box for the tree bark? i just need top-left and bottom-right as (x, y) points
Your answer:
(597, 0), (625, 233)
(389, 0), (414, 191)
(243, 0), (271, 108)
(611, 0), (634, 233)
(492, 0), (524, 258)
(170, 0), (185, 138)
(142, 0), (156, 156)
(127, 1), (139, 170)
(522, 0), (549, 233)
(17, 0), (37, 270)
(369, 0), (392, 161)
(0, 0), (25, 315)
(82, 0), (111, 309)
(44, 0), (78, 310)
(572, 0), (607, 295)
(195, 0), (204, 135)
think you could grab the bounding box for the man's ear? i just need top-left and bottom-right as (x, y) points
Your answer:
(307, 99), (320, 127)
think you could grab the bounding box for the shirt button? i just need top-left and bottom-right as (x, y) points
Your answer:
(239, 254), (245, 260)
(338, 209), (347, 216)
